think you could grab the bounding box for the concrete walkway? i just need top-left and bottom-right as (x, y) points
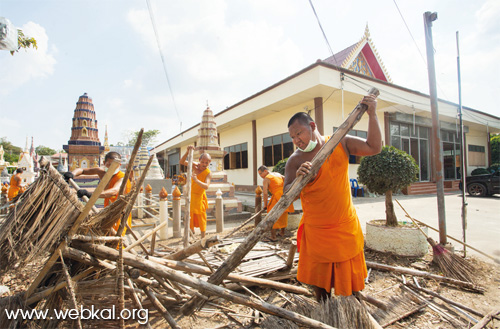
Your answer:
(235, 191), (500, 264)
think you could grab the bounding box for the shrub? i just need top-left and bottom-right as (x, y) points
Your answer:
(272, 158), (288, 176)
(471, 168), (490, 176)
(358, 146), (419, 226)
(487, 163), (499, 173)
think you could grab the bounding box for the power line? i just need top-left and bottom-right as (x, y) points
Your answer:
(308, 0), (336, 63)
(145, 0), (182, 131)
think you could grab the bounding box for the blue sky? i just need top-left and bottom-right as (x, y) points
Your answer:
(1, 0), (499, 151)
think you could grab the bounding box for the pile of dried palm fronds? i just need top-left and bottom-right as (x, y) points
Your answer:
(0, 160), (86, 275)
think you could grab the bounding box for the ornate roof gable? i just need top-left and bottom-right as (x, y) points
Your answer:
(324, 25), (391, 83)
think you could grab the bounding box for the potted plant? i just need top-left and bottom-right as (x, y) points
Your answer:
(358, 145), (427, 256)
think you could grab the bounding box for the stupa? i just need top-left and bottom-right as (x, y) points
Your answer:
(192, 106), (242, 215)
(134, 146), (149, 179)
(146, 153), (165, 179)
(17, 137), (36, 184)
(63, 93), (104, 171)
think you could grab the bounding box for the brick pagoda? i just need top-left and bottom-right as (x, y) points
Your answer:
(63, 93), (104, 170)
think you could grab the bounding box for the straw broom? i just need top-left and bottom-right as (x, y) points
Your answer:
(395, 199), (475, 284)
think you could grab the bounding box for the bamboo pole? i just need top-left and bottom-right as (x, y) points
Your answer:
(366, 261), (483, 292)
(74, 241), (336, 329)
(142, 285), (181, 329)
(470, 310), (500, 329)
(59, 250), (83, 329)
(118, 238), (125, 329)
(124, 220), (168, 252)
(25, 160), (121, 299)
(184, 148), (194, 248)
(223, 209), (264, 239)
(119, 128), (143, 196)
(165, 235), (221, 260)
(124, 223), (150, 254)
(181, 87), (380, 315)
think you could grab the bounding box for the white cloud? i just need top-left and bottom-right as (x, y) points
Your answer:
(0, 22), (56, 95)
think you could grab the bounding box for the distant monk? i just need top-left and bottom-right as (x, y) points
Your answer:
(258, 165), (294, 242)
(283, 95), (381, 301)
(8, 168), (23, 201)
(64, 152), (131, 235)
(180, 145), (212, 239)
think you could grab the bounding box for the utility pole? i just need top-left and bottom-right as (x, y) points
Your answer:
(456, 31), (467, 255)
(424, 11), (447, 245)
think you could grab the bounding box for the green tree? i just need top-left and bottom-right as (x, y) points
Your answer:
(272, 158), (288, 176)
(0, 137), (21, 163)
(35, 145), (56, 156)
(10, 29), (38, 55)
(127, 129), (160, 147)
(358, 146), (419, 227)
(491, 134), (500, 165)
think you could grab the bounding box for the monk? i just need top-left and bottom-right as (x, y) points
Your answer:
(284, 95), (381, 301)
(180, 145), (212, 238)
(258, 165), (294, 241)
(64, 151), (132, 235)
(8, 168), (23, 201)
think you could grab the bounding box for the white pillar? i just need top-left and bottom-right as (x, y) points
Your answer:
(137, 192), (144, 219)
(159, 199), (169, 240)
(172, 186), (182, 238)
(216, 188), (224, 233)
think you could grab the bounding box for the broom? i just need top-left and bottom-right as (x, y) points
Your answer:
(395, 199), (475, 284)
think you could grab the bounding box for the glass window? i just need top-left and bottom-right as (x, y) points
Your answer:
(263, 132), (295, 166)
(419, 127), (428, 139)
(224, 142), (249, 170)
(401, 124), (409, 137)
(391, 136), (401, 150)
(390, 123), (400, 136)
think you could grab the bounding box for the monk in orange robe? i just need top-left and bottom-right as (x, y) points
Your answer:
(65, 151), (131, 235)
(258, 165), (294, 241)
(284, 95), (381, 301)
(180, 145), (212, 238)
(8, 168), (23, 201)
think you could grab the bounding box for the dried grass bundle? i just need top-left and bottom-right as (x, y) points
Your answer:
(261, 295), (376, 329)
(0, 161), (87, 275)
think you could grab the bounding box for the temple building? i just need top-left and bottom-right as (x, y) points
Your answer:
(63, 93), (104, 171)
(152, 26), (500, 195)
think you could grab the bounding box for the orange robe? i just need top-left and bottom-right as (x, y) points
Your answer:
(296, 139), (367, 296)
(8, 175), (21, 201)
(266, 173), (294, 229)
(104, 171), (132, 235)
(190, 168), (210, 232)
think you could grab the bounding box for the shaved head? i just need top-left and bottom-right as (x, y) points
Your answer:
(199, 153), (211, 161)
(288, 112), (314, 128)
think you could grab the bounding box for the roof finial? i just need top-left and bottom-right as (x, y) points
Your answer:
(364, 23), (370, 38)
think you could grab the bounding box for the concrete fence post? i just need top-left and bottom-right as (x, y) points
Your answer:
(172, 186), (182, 238)
(215, 188), (224, 233)
(145, 184), (153, 217)
(159, 187), (169, 240)
(137, 186), (144, 219)
(255, 186), (263, 226)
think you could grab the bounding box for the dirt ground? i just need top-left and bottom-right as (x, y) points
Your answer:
(2, 224), (500, 329)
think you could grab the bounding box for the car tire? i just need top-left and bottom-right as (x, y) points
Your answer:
(467, 183), (487, 197)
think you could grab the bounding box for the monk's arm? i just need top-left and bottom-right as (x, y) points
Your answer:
(99, 177), (123, 198)
(72, 167), (104, 177)
(193, 172), (211, 190)
(283, 154), (310, 196)
(180, 145), (198, 167)
(344, 95), (382, 156)
(262, 178), (269, 208)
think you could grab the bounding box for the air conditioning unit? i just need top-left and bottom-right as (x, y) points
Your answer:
(0, 17), (18, 51)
